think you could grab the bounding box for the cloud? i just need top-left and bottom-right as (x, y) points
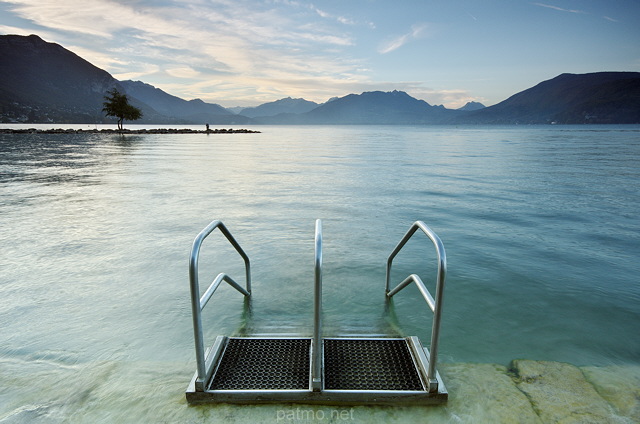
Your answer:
(66, 44), (130, 70)
(4, 0), (135, 38)
(313, 7), (331, 19)
(378, 24), (427, 54)
(0, 24), (34, 35)
(3, 0), (362, 79)
(603, 16), (618, 22)
(165, 66), (201, 79)
(311, 4), (374, 28)
(0, 1), (461, 107)
(532, 3), (586, 14)
(337, 16), (355, 25)
(112, 63), (162, 81)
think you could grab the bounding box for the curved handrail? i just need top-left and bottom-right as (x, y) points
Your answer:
(385, 221), (446, 293)
(385, 221), (446, 393)
(200, 272), (250, 310)
(387, 274), (435, 312)
(312, 219), (323, 391)
(189, 220), (251, 391)
(190, 220), (251, 294)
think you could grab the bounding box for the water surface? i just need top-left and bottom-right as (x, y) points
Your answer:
(1, 124), (639, 422)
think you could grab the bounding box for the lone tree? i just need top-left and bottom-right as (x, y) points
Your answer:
(102, 88), (142, 131)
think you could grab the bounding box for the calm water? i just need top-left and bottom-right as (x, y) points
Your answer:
(1, 124), (639, 422)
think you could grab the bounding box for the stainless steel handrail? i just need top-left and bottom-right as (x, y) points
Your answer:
(189, 220), (251, 391)
(385, 221), (446, 393)
(387, 274), (436, 312)
(312, 219), (323, 391)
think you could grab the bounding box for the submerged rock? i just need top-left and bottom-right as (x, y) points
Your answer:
(2, 356), (638, 423)
(441, 363), (541, 423)
(510, 360), (619, 423)
(582, 365), (640, 421)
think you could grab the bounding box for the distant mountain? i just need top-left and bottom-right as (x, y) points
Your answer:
(457, 101), (486, 111)
(119, 80), (249, 124)
(0, 34), (120, 123)
(239, 97), (319, 118)
(306, 90), (458, 124)
(0, 34), (246, 124)
(456, 72), (640, 124)
(257, 90), (459, 124)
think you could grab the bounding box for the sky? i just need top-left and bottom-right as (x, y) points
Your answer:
(1, 0), (639, 108)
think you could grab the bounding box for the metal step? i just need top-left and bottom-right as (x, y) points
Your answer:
(324, 338), (423, 391)
(186, 336), (448, 405)
(209, 338), (310, 390)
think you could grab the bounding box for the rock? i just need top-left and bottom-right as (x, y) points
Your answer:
(582, 365), (640, 421)
(510, 360), (618, 423)
(0, 128), (261, 134)
(440, 363), (541, 423)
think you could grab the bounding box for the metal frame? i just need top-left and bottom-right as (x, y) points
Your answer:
(186, 219), (448, 404)
(385, 221), (447, 393)
(312, 219), (323, 391)
(189, 220), (251, 391)
(186, 334), (447, 405)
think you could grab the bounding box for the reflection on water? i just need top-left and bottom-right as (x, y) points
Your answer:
(1, 125), (639, 422)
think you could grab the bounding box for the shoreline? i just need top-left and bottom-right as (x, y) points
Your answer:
(0, 127), (261, 134)
(1, 358), (638, 423)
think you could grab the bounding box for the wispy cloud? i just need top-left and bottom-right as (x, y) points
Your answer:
(312, 4), (374, 28)
(165, 66), (201, 80)
(0, 24), (34, 35)
(313, 6), (331, 19)
(532, 3), (586, 14)
(603, 16), (618, 22)
(1, 0), (370, 104)
(378, 24), (427, 54)
(112, 64), (162, 82)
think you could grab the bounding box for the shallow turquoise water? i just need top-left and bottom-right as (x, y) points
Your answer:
(0, 124), (639, 421)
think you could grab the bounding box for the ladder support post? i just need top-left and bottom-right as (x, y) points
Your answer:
(188, 220), (252, 390)
(312, 219), (323, 391)
(385, 221), (447, 393)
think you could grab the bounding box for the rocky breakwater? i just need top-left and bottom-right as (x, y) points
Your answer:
(0, 128), (261, 134)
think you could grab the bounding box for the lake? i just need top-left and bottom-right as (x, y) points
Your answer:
(1, 124), (639, 422)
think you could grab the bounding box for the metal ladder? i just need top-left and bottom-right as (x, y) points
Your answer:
(186, 219), (448, 405)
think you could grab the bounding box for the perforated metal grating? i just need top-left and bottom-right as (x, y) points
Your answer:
(209, 338), (310, 390)
(323, 339), (424, 391)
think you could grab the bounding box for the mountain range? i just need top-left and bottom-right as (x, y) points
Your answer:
(1, 34), (639, 125)
(239, 97), (320, 118)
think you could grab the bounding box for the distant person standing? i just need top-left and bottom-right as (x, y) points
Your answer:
(205, 123), (210, 132)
